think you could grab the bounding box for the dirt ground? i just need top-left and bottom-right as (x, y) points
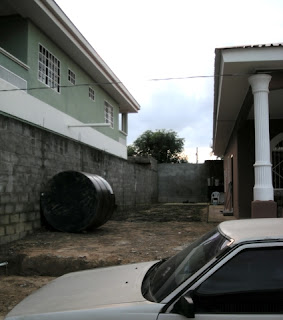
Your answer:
(0, 204), (229, 318)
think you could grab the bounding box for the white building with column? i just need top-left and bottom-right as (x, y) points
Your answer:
(213, 44), (283, 219)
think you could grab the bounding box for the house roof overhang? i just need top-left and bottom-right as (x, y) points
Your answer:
(0, 0), (140, 113)
(213, 44), (283, 156)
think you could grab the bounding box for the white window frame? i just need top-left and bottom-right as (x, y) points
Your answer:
(38, 44), (60, 93)
(68, 69), (76, 85)
(119, 113), (128, 134)
(104, 101), (114, 129)
(89, 86), (95, 101)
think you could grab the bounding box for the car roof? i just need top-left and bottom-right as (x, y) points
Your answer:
(218, 218), (283, 244)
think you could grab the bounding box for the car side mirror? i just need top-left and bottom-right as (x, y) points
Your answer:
(173, 293), (195, 318)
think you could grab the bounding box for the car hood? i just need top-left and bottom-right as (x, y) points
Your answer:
(6, 260), (158, 318)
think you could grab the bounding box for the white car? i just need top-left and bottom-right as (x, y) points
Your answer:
(5, 218), (283, 320)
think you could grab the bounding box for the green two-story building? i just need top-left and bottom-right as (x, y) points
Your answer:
(0, 0), (140, 159)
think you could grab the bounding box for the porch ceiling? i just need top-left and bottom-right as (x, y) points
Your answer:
(213, 45), (283, 156)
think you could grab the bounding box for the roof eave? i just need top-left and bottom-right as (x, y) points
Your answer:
(2, 0), (140, 113)
(213, 44), (283, 156)
(213, 48), (222, 156)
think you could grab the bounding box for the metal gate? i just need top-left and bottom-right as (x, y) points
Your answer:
(272, 140), (283, 216)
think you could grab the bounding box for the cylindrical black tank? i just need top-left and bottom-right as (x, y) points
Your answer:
(40, 171), (115, 232)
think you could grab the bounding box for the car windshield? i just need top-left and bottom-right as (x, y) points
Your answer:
(148, 228), (230, 302)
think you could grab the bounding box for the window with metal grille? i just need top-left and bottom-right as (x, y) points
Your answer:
(104, 101), (114, 128)
(68, 69), (76, 85)
(89, 87), (95, 101)
(38, 44), (60, 93)
(272, 140), (283, 189)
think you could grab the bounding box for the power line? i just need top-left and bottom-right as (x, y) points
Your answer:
(150, 72), (253, 81)
(0, 72), (255, 93)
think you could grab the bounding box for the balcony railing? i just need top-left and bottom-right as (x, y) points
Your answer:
(0, 64), (27, 91)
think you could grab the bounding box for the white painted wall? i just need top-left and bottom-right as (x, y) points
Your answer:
(0, 79), (127, 159)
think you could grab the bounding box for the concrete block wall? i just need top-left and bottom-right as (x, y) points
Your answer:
(158, 163), (209, 203)
(0, 114), (158, 244)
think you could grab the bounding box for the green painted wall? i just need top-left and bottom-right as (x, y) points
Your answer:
(0, 16), (28, 63)
(0, 17), (121, 142)
(0, 53), (28, 80)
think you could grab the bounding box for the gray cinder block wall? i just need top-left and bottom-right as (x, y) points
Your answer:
(0, 114), (158, 244)
(158, 163), (209, 203)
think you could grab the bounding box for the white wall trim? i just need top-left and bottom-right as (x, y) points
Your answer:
(0, 47), (29, 70)
(0, 79), (127, 159)
(223, 47), (283, 63)
(0, 65), (27, 90)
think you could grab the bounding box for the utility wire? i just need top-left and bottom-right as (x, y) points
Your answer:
(150, 72), (253, 81)
(0, 72), (255, 93)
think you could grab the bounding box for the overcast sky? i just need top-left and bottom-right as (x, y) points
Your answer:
(56, 0), (283, 162)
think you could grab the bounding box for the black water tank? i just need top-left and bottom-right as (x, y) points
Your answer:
(40, 171), (115, 232)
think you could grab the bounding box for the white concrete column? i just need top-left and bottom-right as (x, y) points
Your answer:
(248, 74), (273, 201)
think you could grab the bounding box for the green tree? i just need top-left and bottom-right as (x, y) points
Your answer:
(128, 129), (187, 163)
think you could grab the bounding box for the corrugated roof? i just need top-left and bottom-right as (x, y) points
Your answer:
(213, 43), (283, 155)
(216, 43), (283, 51)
